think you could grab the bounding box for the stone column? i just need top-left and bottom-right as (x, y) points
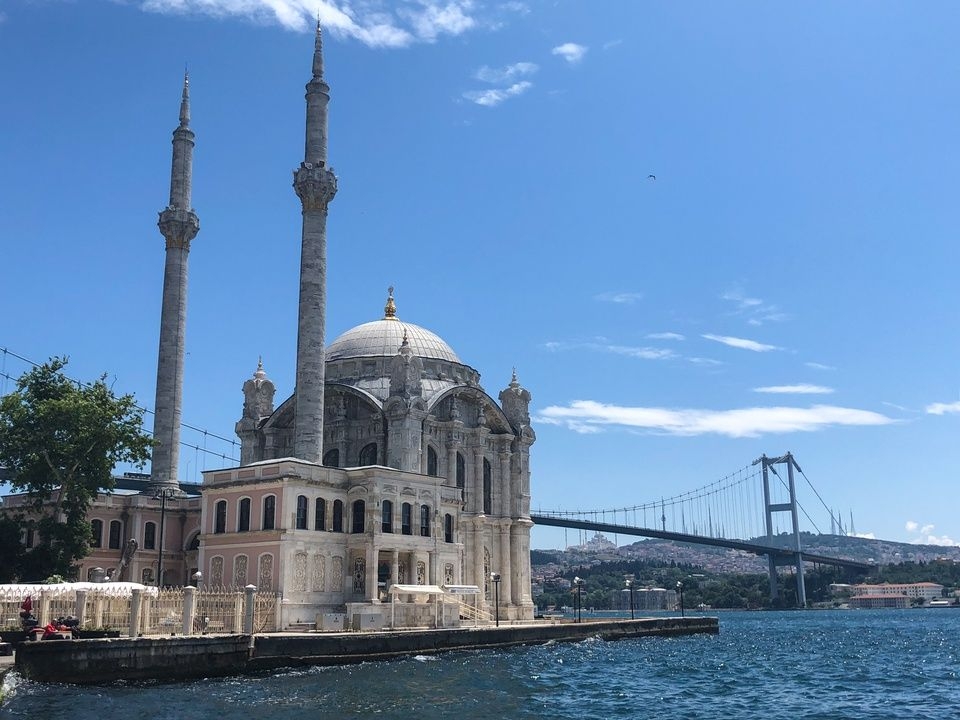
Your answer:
(182, 585), (196, 635)
(498, 451), (511, 517)
(366, 543), (379, 602)
(390, 550), (399, 590)
(499, 521), (512, 611)
(129, 588), (142, 638)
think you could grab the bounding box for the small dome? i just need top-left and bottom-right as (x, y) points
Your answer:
(327, 319), (461, 363)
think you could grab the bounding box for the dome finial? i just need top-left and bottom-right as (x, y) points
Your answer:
(384, 286), (398, 320)
(511, 367), (519, 387)
(254, 356), (267, 379)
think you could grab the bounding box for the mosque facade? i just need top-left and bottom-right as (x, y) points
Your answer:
(199, 25), (536, 626)
(4, 25), (535, 627)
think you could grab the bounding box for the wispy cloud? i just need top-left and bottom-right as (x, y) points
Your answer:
(688, 357), (724, 367)
(536, 401), (895, 437)
(475, 61), (538, 83)
(905, 521), (958, 547)
(646, 332), (684, 341)
(543, 340), (675, 361)
(462, 81), (532, 107)
(702, 334), (779, 352)
(602, 39), (622, 50)
(552, 42), (588, 64)
(140, 0), (482, 48)
(805, 362), (835, 371)
(721, 288), (786, 326)
(595, 291), (643, 305)
(754, 384), (834, 395)
(926, 400), (960, 415)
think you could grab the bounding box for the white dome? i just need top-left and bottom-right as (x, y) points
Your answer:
(326, 319), (462, 364)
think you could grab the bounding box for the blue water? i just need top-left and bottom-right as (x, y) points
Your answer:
(2, 610), (958, 719)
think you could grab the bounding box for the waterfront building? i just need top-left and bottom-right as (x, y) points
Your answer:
(3, 24), (535, 628)
(849, 582), (944, 602)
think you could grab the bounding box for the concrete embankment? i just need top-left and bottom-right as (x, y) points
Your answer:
(15, 616), (718, 685)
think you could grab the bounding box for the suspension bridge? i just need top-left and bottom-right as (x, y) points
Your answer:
(532, 452), (873, 607)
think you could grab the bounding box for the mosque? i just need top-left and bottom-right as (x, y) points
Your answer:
(5, 24), (536, 627)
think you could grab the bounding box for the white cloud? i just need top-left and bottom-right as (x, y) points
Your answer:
(688, 357), (724, 366)
(702, 334), (779, 352)
(926, 400), (960, 415)
(462, 81), (532, 106)
(805, 362), (835, 371)
(602, 39), (622, 50)
(475, 61), (538, 83)
(541, 340), (675, 360)
(904, 521), (959, 546)
(552, 42), (588, 64)
(754, 384), (834, 395)
(595, 291), (643, 305)
(140, 0), (482, 48)
(646, 332), (685, 341)
(535, 400), (895, 438)
(721, 288), (786, 326)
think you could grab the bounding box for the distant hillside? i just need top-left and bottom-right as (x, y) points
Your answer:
(533, 533), (960, 574)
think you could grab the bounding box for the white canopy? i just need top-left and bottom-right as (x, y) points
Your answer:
(0, 581), (159, 600)
(389, 584), (446, 596)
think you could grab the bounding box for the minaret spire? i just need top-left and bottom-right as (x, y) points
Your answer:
(151, 74), (200, 493)
(293, 24), (338, 463)
(179, 70), (190, 127)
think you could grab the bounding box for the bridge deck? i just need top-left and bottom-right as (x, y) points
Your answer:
(531, 514), (873, 571)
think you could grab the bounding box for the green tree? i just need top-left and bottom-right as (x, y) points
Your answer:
(0, 357), (152, 580)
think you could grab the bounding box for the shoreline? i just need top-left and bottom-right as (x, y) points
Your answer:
(13, 616), (718, 685)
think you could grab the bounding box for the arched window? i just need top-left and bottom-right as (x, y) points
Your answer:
(420, 505), (431, 537)
(214, 500), (227, 534)
(332, 500), (344, 532)
(238, 498), (251, 532)
(352, 500), (365, 534)
(108, 520), (122, 549)
(382, 500), (393, 534)
(323, 449), (340, 467)
(263, 495), (276, 531)
(444, 514), (454, 543)
(315, 498), (326, 530)
(456, 453), (465, 490)
(296, 495), (308, 529)
(427, 446), (438, 476)
(90, 519), (103, 548)
(359, 442), (377, 466)
(483, 458), (492, 515)
(144, 521), (156, 550)
(401, 503), (412, 535)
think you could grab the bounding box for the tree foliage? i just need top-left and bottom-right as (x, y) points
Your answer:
(0, 357), (152, 579)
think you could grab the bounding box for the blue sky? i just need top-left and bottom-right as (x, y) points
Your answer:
(1, 1), (957, 549)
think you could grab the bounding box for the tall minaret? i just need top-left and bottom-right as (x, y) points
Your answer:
(293, 23), (338, 463)
(151, 73), (200, 492)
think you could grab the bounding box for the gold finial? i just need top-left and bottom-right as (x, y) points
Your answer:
(384, 286), (397, 320)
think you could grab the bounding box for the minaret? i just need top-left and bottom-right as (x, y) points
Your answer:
(293, 22), (338, 463)
(151, 72), (200, 492)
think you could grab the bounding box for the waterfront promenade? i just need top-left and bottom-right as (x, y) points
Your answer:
(12, 615), (717, 685)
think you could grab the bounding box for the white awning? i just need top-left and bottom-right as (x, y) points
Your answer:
(389, 584), (446, 596)
(0, 582), (159, 600)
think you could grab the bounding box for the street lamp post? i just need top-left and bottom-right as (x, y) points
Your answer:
(490, 572), (501, 627)
(193, 571), (203, 589)
(676, 580), (685, 618)
(625, 579), (635, 620)
(154, 487), (181, 587)
(573, 576), (584, 623)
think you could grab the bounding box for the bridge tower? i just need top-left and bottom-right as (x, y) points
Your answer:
(756, 452), (807, 607)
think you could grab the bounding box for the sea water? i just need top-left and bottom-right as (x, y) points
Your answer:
(2, 609), (958, 719)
